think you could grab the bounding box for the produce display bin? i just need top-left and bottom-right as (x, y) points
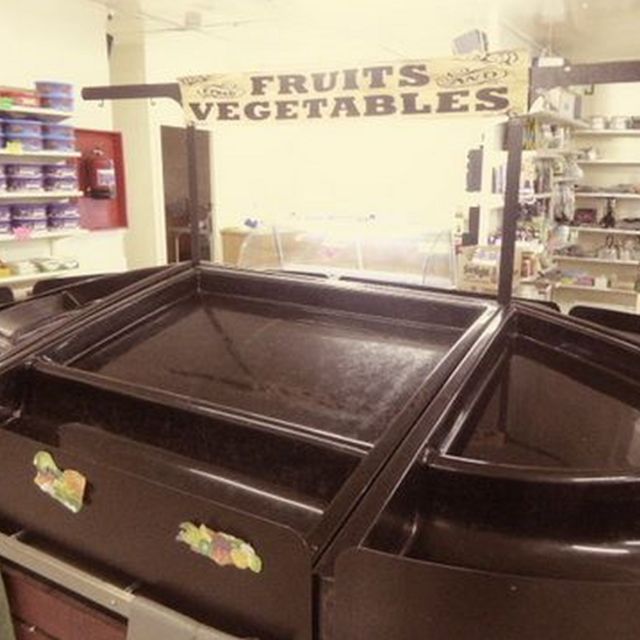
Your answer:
(0, 264), (495, 639)
(331, 304), (640, 640)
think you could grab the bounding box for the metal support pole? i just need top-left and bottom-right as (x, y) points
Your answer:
(497, 118), (524, 305)
(186, 124), (201, 265)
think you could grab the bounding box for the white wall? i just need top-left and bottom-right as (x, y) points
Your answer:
(125, 0), (512, 264)
(0, 0), (127, 278)
(0, 0), (112, 129)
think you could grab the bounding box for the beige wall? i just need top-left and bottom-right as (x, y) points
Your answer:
(0, 0), (128, 275)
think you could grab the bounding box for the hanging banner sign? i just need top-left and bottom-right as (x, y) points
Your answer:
(179, 50), (529, 125)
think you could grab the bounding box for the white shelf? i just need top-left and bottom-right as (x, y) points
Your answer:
(530, 192), (553, 200)
(0, 150), (80, 163)
(525, 111), (590, 129)
(0, 267), (80, 287)
(578, 160), (640, 166)
(0, 229), (87, 244)
(554, 283), (637, 296)
(576, 129), (640, 137)
(553, 255), (639, 267)
(571, 226), (640, 237)
(0, 105), (72, 122)
(575, 191), (640, 200)
(0, 190), (82, 202)
(527, 148), (578, 160)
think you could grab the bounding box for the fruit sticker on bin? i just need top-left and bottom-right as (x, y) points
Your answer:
(176, 521), (263, 574)
(33, 451), (87, 514)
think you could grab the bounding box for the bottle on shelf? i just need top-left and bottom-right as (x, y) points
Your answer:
(601, 197), (617, 228)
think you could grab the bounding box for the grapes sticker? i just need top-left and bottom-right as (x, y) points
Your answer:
(176, 521), (263, 574)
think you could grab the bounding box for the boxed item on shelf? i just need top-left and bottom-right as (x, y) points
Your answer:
(39, 95), (73, 112)
(2, 119), (42, 136)
(47, 203), (78, 218)
(4, 164), (43, 179)
(11, 204), (46, 219)
(36, 80), (74, 112)
(47, 216), (81, 230)
(458, 244), (522, 292)
(31, 257), (62, 272)
(35, 82), (73, 98)
(6, 176), (43, 192)
(0, 176), (6, 192)
(43, 165), (77, 179)
(0, 221), (11, 235)
(4, 134), (43, 152)
(0, 206), (10, 222)
(0, 87), (39, 108)
(11, 217), (48, 232)
(7, 260), (38, 276)
(42, 136), (75, 152)
(43, 177), (77, 192)
(42, 123), (73, 138)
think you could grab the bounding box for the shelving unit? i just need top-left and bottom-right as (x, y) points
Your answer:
(0, 229), (87, 243)
(575, 192), (640, 200)
(0, 150), (81, 163)
(0, 191), (83, 201)
(571, 226), (640, 237)
(0, 267), (81, 287)
(0, 105), (73, 122)
(551, 224), (640, 312)
(524, 110), (590, 130)
(576, 129), (640, 137)
(553, 254), (639, 267)
(554, 283), (637, 296)
(578, 160), (640, 166)
(0, 100), (86, 290)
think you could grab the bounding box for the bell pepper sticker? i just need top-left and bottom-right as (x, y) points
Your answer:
(177, 522), (263, 574)
(33, 451), (86, 514)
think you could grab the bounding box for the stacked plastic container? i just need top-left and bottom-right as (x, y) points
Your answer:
(0, 81), (81, 233)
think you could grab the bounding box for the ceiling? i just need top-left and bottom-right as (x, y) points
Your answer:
(91, 0), (640, 62)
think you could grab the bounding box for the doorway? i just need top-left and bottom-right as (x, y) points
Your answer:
(161, 126), (213, 262)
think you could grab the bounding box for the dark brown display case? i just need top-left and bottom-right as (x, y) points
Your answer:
(0, 264), (496, 639)
(329, 304), (640, 639)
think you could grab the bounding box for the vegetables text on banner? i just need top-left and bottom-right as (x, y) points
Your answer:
(179, 50), (530, 125)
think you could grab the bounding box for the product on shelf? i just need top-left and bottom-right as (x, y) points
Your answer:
(35, 82), (73, 98)
(31, 257), (62, 272)
(2, 119), (42, 136)
(0, 221), (11, 235)
(42, 123), (73, 138)
(44, 177), (78, 192)
(0, 87), (40, 108)
(47, 202), (81, 230)
(39, 96), (73, 111)
(6, 176), (43, 191)
(42, 136), (75, 152)
(47, 216), (81, 230)
(46, 202), (78, 218)
(3, 134), (43, 152)
(0, 176), (5, 192)
(11, 217), (47, 232)
(0, 206), (10, 222)
(11, 204), (46, 218)
(4, 164), (43, 178)
(7, 260), (38, 276)
(36, 81), (74, 112)
(43, 165), (77, 179)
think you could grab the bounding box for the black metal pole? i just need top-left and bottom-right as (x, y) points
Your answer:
(186, 124), (201, 266)
(497, 118), (524, 305)
(81, 83), (182, 103)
